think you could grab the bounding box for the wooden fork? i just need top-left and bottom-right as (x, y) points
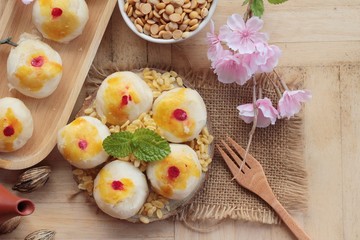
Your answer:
(217, 137), (311, 240)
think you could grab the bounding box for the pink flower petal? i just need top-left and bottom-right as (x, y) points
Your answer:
(212, 51), (236, 83)
(254, 32), (269, 43)
(221, 16), (268, 54)
(218, 25), (232, 42)
(245, 16), (264, 32)
(206, 20), (220, 45)
(237, 98), (278, 128)
(238, 36), (256, 54)
(207, 42), (223, 62)
(250, 44), (281, 73)
(237, 104), (255, 124)
(214, 54), (252, 85)
(257, 98), (278, 125)
(227, 14), (245, 31)
(278, 90), (312, 119)
(256, 109), (272, 127)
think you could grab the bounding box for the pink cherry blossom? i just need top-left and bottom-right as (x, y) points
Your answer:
(237, 98), (278, 128)
(278, 90), (312, 119)
(21, 0), (33, 4)
(219, 14), (268, 54)
(248, 43), (281, 73)
(207, 20), (223, 62)
(257, 45), (281, 73)
(212, 51), (252, 85)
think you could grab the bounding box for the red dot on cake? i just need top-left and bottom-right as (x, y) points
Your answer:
(51, 7), (63, 18)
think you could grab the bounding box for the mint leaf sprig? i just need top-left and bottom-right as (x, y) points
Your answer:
(103, 128), (170, 162)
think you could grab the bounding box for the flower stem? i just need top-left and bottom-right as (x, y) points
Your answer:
(0, 37), (18, 47)
(274, 70), (289, 91)
(244, 0), (253, 21)
(238, 76), (257, 175)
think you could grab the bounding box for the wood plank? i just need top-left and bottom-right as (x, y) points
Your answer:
(265, 0), (360, 7)
(147, 43), (172, 67)
(2, 203), (174, 239)
(92, 16), (114, 68)
(173, 41), (360, 69)
(340, 65), (360, 239)
(262, 6), (360, 42)
(110, 8), (148, 68)
(175, 220), (273, 240)
(302, 66), (343, 240)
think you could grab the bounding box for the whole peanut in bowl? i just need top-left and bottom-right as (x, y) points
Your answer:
(118, 0), (218, 44)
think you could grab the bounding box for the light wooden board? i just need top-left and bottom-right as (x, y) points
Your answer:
(340, 65), (360, 240)
(0, 0), (117, 169)
(1, 0), (360, 239)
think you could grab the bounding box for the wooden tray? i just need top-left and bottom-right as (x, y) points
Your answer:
(0, 0), (117, 170)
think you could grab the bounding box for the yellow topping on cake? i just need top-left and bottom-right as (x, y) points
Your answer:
(14, 51), (62, 92)
(60, 118), (103, 162)
(95, 169), (135, 204)
(153, 151), (201, 198)
(0, 108), (23, 152)
(38, 0), (80, 42)
(153, 88), (196, 140)
(103, 77), (141, 125)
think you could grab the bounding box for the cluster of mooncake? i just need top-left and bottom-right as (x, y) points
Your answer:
(7, 0), (89, 99)
(0, 0), (89, 152)
(57, 70), (210, 220)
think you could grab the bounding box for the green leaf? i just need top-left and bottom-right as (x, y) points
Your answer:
(103, 131), (133, 158)
(132, 128), (171, 162)
(102, 128), (171, 162)
(251, 0), (264, 17)
(268, 0), (287, 4)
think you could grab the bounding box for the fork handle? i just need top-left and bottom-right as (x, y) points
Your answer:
(269, 199), (311, 240)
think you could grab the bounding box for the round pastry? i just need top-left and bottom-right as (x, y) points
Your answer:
(7, 37), (63, 98)
(146, 144), (202, 200)
(57, 116), (110, 169)
(93, 161), (149, 219)
(32, 0), (89, 43)
(96, 71), (153, 125)
(152, 88), (207, 143)
(0, 97), (34, 152)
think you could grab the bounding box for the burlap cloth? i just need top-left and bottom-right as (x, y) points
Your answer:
(85, 64), (308, 225)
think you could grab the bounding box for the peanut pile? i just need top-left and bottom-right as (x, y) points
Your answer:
(124, 0), (213, 40)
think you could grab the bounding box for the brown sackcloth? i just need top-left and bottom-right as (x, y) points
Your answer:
(85, 64), (308, 225)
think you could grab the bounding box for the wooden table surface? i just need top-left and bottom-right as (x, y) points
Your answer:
(1, 0), (360, 239)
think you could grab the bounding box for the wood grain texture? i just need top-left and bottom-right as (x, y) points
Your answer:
(340, 65), (360, 240)
(1, 0), (360, 239)
(303, 67), (343, 240)
(0, 0), (117, 169)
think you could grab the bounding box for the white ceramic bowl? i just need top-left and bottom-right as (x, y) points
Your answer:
(118, 0), (218, 44)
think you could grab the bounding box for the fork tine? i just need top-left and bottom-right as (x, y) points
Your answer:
(216, 144), (241, 177)
(227, 137), (257, 165)
(220, 140), (243, 167)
